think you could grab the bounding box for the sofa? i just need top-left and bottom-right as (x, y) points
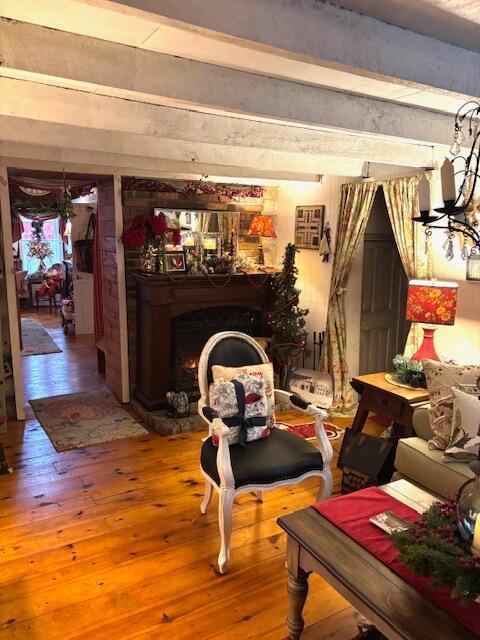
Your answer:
(393, 404), (475, 498)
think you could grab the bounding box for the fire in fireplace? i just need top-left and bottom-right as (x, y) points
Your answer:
(171, 306), (263, 398)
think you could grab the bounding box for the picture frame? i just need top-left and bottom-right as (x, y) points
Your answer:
(294, 205), (325, 249)
(164, 251), (186, 274)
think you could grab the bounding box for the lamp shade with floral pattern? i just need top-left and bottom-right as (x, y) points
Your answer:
(247, 215), (277, 238)
(406, 280), (458, 326)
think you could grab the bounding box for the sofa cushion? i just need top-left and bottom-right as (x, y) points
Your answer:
(412, 405), (434, 441)
(394, 436), (474, 499)
(444, 387), (480, 463)
(422, 359), (480, 451)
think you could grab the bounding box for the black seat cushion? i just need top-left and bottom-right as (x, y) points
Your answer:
(200, 428), (323, 488)
(206, 337), (263, 385)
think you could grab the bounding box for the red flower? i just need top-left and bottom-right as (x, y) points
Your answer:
(131, 215), (148, 229)
(149, 213), (169, 236)
(122, 227), (146, 248)
(171, 228), (181, 246)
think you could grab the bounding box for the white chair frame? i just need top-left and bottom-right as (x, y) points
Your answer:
(197, 331), (333, 574)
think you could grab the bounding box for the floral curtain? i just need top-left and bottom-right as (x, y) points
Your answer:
(382, 173), (432, 356)
(321, 180), (378, 412)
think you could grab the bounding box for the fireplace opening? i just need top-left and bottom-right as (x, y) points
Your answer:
(171, 306), (263, 398)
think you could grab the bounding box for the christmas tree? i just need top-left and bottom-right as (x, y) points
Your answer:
(269, 243), (309, 387)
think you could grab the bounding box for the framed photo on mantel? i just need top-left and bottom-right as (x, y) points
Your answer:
(294, 205), (325, 249)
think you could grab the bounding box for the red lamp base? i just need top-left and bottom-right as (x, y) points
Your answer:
(411, 326), (440, 361)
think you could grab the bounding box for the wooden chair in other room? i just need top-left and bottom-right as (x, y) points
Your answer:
(197, 331), (333, 574)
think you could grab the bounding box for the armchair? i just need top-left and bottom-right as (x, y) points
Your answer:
(198, 331), (333, 573)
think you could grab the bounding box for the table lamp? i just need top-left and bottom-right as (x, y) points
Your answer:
(247, 214), (276, 265)
(406, 279), (458, 361)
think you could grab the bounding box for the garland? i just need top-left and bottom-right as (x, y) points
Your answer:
(121, 177), (265, 200)
(391, 497), (480, 601)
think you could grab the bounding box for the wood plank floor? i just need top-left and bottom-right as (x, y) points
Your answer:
(0, 310), (382, 639)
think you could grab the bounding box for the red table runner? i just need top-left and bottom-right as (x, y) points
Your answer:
(313, 486), (480, 638)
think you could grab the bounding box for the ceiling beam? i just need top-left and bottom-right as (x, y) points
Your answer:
(0, 19), (456, 147)
(0, 78), (436, 173)
(1, 0), (477, 107)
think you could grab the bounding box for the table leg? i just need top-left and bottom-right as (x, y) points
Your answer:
(350, 388), (371, 433)
(287, 568), (309, 640)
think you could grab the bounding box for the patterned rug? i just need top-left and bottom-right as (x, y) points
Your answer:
(30, 390), (148, 451)
(21, 317), (62, 356)
(276, 421), (344, 441)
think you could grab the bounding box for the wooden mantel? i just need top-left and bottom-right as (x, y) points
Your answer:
(132, 270), (273, 410)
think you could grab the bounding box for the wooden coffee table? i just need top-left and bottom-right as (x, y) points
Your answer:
(277, 480), (476, 640)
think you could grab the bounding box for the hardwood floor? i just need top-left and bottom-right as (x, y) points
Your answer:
(0, 311), (382, 639)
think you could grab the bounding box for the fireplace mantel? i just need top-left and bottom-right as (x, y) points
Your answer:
(132, 270), (273, 410)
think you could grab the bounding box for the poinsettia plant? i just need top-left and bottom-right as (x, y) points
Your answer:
(121, 213), (181, 249)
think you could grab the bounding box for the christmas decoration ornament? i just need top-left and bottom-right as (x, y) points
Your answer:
(392, 355), (427, 388)
(268, 243), (309, 388)
(392, 496), (480, 601)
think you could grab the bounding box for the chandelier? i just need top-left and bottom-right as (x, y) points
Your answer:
(412, 101), (480, 278)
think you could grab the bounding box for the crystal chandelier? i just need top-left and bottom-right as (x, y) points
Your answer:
(412, 101), (480, 278)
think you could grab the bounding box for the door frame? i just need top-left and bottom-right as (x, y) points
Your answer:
(0, 164), (130, 414)
(0, 165), (25, 419)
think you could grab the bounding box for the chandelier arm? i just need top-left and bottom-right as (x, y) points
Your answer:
(447, 221), (480, 248)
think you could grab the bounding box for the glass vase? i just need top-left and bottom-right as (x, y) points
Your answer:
(457, 460), (480, 556)
(140, 245), (157, 273)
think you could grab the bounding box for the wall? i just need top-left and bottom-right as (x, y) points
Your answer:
(275, 176), (346, 366)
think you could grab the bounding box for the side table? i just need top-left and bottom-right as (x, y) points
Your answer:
(350, 372), (429, 437)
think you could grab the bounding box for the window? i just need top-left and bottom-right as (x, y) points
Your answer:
(20, 217), (67, 274)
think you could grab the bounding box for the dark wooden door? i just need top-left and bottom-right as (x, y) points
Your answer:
(359, 234), (409, 374)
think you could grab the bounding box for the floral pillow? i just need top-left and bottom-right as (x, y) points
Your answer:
(443, 387), (480, 463)
(422, 359), (480, 450)
(211, 362), (275, 428)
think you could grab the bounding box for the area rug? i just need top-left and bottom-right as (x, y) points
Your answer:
(29, 389), (148, 452)
(276, 421), (344, 441)
(21, 317), (62, 356)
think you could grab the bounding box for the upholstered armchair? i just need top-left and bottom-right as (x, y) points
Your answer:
(197, 331), (333, 574)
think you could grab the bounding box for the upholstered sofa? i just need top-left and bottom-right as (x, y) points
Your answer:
(393, 405), (475, 498)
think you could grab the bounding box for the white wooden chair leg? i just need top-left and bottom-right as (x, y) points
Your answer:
(218, 488), (234, 574)
(317, 467), (333, 502)
(255, 490), (263, 503)
(200, 479), (213, 515)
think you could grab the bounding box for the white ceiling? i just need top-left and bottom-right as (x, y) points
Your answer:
(330, 0), (480, 53)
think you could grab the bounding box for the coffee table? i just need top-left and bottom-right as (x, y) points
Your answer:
(277, 480), (477, 640)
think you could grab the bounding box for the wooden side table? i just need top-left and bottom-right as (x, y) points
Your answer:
(350, 372), (429, 437)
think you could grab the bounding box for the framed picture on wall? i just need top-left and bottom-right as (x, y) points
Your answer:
(164, 251), (187, 274)
(294, 205), (325, 249)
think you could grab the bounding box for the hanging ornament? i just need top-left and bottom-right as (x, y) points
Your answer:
(424, 227), (432, 256)
(443, 232), (455, 261)
(460, 234), (469, 260)
(318, 221), (331, 263)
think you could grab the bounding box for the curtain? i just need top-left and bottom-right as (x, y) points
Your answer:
(12, 211), (68, 245)
(383, 173), (432, 356)
(321, 181), (378, 412)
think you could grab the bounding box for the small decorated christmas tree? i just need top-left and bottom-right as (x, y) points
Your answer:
(269, 243), (309, 388)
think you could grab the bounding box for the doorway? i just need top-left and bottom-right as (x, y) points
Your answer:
(8, 168), (101, 403)
(359, 188), (409, 374)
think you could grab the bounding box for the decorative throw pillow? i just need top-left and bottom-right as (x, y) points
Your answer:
(211, 362), (275, 428)
(209, 374), (269, 446)
(422, 359), (480, 450)
(443, 387), (480, 463)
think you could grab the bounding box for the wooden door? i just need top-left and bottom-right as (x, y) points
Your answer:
(359, 235), (409, 374)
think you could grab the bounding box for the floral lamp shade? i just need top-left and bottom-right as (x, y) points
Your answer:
(247, 215), (277, 238)
(406, 280), (458, 326)
(406, 280), (458, 361)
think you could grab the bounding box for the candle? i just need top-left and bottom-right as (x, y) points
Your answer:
(418, 174), (430, 212)
(472, 515), (480, 557)
(441, 158), (456, 202)
(203, 238), (217, 250)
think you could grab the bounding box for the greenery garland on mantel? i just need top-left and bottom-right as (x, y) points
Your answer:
(121, 177), (265, 200)
(391, 497), (480, 602)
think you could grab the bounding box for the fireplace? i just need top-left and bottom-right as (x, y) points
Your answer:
(132, 271), (273, 410)
(172, 306), (263, 398)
